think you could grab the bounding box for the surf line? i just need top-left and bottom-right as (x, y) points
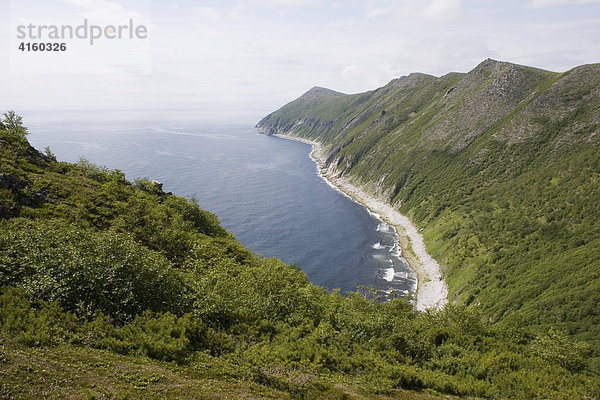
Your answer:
(267, 132), (448, 311)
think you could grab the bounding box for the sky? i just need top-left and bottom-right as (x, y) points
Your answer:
(1, 0), (599, 124)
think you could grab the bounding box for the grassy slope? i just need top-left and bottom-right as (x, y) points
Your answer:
(0, 340), (291, 400)
(256, 59), (600, 367)
(1, 339), (460, 400)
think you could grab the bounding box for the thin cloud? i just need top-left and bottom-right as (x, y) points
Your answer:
(257, 0), (322, 7)
(528, 0), (600, 8)
(64, 0), (147, 23)
(423, 0), (463, 21)
(341, 65), (359, 76)
(365, 7), (388, 19)
(190, 6), (220, 20)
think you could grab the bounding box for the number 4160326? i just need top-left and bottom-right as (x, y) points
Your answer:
(18, 42), (67, 51)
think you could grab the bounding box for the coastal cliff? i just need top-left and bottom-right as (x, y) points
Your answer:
(257, 59), (600, 366)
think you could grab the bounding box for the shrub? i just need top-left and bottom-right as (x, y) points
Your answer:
(0, 219), (191, 322)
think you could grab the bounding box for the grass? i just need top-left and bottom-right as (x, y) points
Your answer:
(0, 338), (289, 400)
(0, 338), (467, 400)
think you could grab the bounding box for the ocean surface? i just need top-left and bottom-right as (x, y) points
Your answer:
(27, 118), (417, 296)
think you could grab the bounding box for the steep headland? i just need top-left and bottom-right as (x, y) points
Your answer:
(257, 59), (600, 368)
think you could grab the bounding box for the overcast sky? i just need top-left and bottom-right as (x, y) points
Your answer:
(1, 0), (599, 124)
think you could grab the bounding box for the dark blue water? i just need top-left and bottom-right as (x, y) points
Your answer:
(27, 120), (416, 295)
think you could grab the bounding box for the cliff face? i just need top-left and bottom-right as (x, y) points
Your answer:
(257, 59), (600, 363)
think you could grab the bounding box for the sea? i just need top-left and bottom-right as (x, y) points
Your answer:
(26, 114), (417, 296)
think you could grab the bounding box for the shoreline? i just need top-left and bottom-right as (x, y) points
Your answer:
(270, 132), (448, 311)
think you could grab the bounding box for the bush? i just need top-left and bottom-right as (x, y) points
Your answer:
(0, 219), (191, 322)
(529, 328), (590, 372)
(98, 311), (233, 362)
(0, 286), (77, 346)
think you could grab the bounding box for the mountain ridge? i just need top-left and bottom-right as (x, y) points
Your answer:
(257, 59), (600, 368)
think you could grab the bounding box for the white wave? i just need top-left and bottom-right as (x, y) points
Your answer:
(395, 271), (408, 280)
(368, 210), (381, 219)
(372, 242), (385, 250)
(383, 267), (395, 282)
(388, 243), (402, 257)
(377, 222), (389, 232)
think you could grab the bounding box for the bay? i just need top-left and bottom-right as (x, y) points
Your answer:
(27, 117), (416, 295)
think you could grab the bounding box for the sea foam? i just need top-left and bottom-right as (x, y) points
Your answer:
(372, 242), (385, 250)
(383, 267), (395, 282)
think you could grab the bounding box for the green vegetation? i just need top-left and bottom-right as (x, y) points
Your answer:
(1, 108), (599, 399)
(257, 59), (600, 374)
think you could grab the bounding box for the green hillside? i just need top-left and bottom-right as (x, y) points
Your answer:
(1, 109), (598, 399)
(257, 59), (600, 371)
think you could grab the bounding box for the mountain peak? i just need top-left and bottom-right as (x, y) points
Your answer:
(301, 86), (345, 98)
(473, 58), (512, 72)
